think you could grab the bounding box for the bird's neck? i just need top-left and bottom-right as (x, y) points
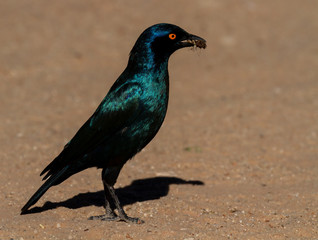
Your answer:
(128, 49), (170, 73)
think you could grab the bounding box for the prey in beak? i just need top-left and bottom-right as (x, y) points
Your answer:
(178, 34), (207, 49)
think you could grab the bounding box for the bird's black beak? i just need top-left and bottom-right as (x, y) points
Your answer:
(177, 34), (207, 49)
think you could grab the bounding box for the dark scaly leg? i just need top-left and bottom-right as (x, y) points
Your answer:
(88, 179), (119, 221)
(89, 166), (143, 224)
(103, 181), (144, 224)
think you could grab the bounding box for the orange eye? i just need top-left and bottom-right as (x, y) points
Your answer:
(169, 33), (176, 40)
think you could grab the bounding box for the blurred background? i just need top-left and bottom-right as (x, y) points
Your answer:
(0, 0), (317, 239)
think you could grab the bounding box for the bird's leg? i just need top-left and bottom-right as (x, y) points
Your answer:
(88, 181), (119, 221)
(89, 166), (143, 223)
(104, 182), (144, 224)
(103, 182), (118, 218)
(88, 167), (120, 221)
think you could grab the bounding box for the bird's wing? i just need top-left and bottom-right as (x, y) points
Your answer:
(41, 82), (143, 179)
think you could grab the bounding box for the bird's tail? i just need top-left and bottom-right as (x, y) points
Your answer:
(21, 165), (69, 214)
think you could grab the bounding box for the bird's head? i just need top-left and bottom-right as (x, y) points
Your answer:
(129, 23), (206, 69)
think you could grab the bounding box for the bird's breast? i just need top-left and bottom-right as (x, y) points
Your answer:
(127, 77), (169, 144)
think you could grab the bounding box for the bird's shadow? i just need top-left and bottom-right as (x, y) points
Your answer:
(24, 176), (204, 214)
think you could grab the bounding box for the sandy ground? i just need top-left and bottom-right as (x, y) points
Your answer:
(1, 0), (318, 239)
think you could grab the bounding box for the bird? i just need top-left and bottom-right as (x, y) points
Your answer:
(21, 23), (206, 223)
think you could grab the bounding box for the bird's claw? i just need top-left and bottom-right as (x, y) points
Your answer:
(88, 214), (120, 221)
(88, 214), (144, 224)
(120, 216), (144, 224)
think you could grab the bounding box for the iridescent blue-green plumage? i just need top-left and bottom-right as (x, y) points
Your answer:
(21, 23), (206, 223)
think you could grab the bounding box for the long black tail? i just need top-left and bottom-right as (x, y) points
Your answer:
(21, 165), (69, 214)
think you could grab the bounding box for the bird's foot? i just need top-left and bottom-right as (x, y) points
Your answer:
(119, 216), (144, 224)
(88, 213), (143, 224)
(88, 209), (120, 221)
(88, 213), (120, 221)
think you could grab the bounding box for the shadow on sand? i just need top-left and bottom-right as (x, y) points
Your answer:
(24, 176), (204, 214)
